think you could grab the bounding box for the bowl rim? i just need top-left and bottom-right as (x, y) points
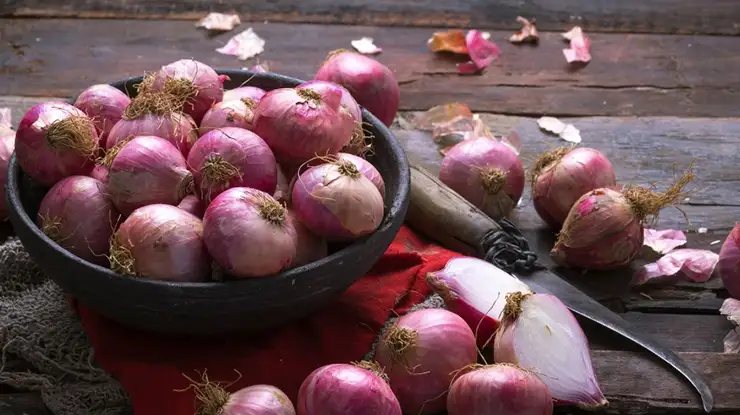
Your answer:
(7, 69), (410, 289)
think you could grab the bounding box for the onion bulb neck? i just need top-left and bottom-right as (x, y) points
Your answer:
(296, 88), (323, 106)
(501, 291), (530, 323)
(257, 195), (287, 226)
(384, 325), (418, 366)
(530, 146), (571, 186)
(623, 164), (695, 221)
(351, 360), (390, 383)
(45, 116), (97, 157)
(479, 167), (506, 195)
(108, 233), (137, 276)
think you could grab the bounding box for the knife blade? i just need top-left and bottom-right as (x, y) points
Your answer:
(405, 164), (713, 412)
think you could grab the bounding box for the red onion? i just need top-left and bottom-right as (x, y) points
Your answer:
(110, 204), (209, 281)
(720, 224), (740, 300)
(375, 309), (477, 415)
(73, 84), (131, 146)
(187, 127), (277, 204)
(297, 80), (361, 121)
(188, 377), (295, 415)
(298, 362), (401, 415)
(532, 147), (616, 230)
(288, 210), (328, 268)
(0, 125), (16, 220)
(203, 188), (297, 278)
(36, 176), (120, 265)
(291, 160), (383, 242)
(494, 293), (607, 408)
(223, 86), (266, 104)
(15, 102), (98, 186)
(447, 364), (553, 415)
(252, 87), (355, 165)
(426, 256), (533, 347)
(439, 137), (525, 221)
(107, 135), (193, 216)
(199, 99), (257, 134)
(315, 50), (400, 126)
(107, 92), (198, 157)
(145, 59), (225, 123)
(177, 195), (205, 218)
(89, 165), (109, 185)
(552, 167), (694, 270)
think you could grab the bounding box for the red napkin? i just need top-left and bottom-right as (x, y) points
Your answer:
(74, 226), (461, 415)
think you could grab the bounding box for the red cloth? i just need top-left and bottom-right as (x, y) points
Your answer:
(74, 226), (461, 415)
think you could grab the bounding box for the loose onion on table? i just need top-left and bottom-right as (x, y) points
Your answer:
(187, 127), (277, 204)
(291, 159), (384, 242)
(439, 137), (525, 221)
(297, 362), (401, 415)
(551, 167), (694, 270)
(203, 188), (297, 278)
(315, 50), (400, 126)
(494, 292), (607, 408)
(719, 223), (740, 299)
(16, 102), (99, 186)
(447, 364), (553, 415)
(426, 256), (533, 347)
(531, 147), (616, 230)
(110, 204), (209, 281)
(199, 99), (257, 134)
(37, 176), (120, 265)
(375, 309), (478, 415)
(0, 124), (16, 220)
(106, 135), (194, 216)
(73, 84), (131, 147)
(223, 86), (267, 105)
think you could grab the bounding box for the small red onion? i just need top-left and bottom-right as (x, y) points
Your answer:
(187, 127), (277, 204)
(15, 102), (98, 186)
(288, 210), (328, 268)
(252, 87), (355, 165)
(315, 50), (400, 126)
(447, 364), (553, 415)
(375, 309), (477, 415)
(298, 362), (402, 415)
(439, 137), (525, 221)
(223, 86), (266, 104)
(291, 160), (383, 242)
(73, 84), (131, 147)
(0, 125), (16, 220)
(107, 135), (193, 216)
(532, 147), (616, 230)
(199, 99), (257, 134)
(37, 176), (120, 265)
(110, 204), (209, 281)
(177, 195), (205, 218)
(203, 188), (297, 278)
(494, 293), (607, 408)
(145, 59), (225, 123)
(89, 165), (110, 185)
(719, 224), (740, 300)
(426, 256), (533, 347)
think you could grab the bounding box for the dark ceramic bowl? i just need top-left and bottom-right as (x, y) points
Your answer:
(6, 70), (410, 335)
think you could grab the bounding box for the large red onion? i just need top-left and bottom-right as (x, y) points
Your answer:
(110, 204), (209, 281)
(223, 86), (266, 104)
(291, 160), (383, 242)
(107, 135), (193, 216)
(426, 256), (533, 347)
(494, 293), (607, 408)
(73, 84), (131, 147)
(0, 124), (16, 220)
(252, 87), (355, 165)
(199, 99), (257, 134)
(36, 176), (120, 265)
(447, 364), (553, 415)
(144, 59), (225, 123)
(288, 210), (328, 268)
(203, 188), (297, 278)
(297, 362), (402, 415)
(187, 127), (277, 204)
(532, 147), (616, 230)
(177, 195), (205, 218)
(15, 102), (99, 186)
(720, 224), (740, 300)
(439, 137), (525, 221)
(189, 379), (295, 415)
(375, 309), (477, 415)
(314, 50), (400, 126)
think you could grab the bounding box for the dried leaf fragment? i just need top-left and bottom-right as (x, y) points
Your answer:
(427, 30), (468, 54)
(562, 26), (591, 64)
(633, 248), (719, 285)
(414, 103), (473, 130)
(721, 298), (740, 353)
(216, 28), (265, 60)
(537, 116), (582, 143)
(351, 37), (382, 55)
(0, 107), (11, 128)
(458, 30), (501, 74)
(196, 13), (241, 32)
(643, 228), (687, 255)
(510, 16), (539, 44)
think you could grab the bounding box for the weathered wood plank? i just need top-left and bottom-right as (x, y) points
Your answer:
(2, 0), (739, 35)
(2, 19), (740, 116)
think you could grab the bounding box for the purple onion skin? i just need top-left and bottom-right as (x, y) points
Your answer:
(199, 100), (255, 135)
(223, 86), (267, 104)
(115, 204), (210, 282)
(106, 112), (198, 157)
(73, 84), (131, 147)
(177, 195), (205, 218)
(187, 127), (278, 204)
(37, 176), (120, 265)
(15, 102), (98, 186)
(222, 385), (296, 415)
(108, 135), (192, 216)
(719, 224), (740, 300)
(0, 127), (16, 220)
(203, 187), (298, 278)
(297, 80), (362, 122)
(89, 165), (110, 185)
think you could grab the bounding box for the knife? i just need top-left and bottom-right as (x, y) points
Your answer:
(405, 164), (713, 413)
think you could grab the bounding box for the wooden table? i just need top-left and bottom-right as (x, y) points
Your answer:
(1, 1), (739, 413)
